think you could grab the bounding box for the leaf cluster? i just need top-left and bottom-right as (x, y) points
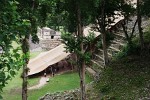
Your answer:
(61, 32), (95, 64)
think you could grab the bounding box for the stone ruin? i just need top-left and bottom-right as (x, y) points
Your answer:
(37, 27), (62, 51)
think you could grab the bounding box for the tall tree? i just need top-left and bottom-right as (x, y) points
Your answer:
(60, 0), (95, 99)
(21, 35), (29, 100)
(137, 0), (144, 49)
(101, 0), (108, 66)
(76, 1), (86, 99)
(0, 0), (52, 99)
(16, 0), (40, 99)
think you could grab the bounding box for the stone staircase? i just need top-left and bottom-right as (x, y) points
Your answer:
(90, 31), (126, 73)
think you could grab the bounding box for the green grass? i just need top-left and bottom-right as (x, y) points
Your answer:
(11, 41), (43, 59)
(1, 51), (42, 100)
(2, 71), (92, 100)
(2, 70), (40, 100)
(1, 50), (92, 100)
(2, 69), (22, 100)
(2, 42), (93, 100)
(30, 51), (43, 59)
(28, 77), (40, 87)
(28, 72), (92, 100)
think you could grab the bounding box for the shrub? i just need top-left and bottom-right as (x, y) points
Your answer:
(114, 43), (140, 59)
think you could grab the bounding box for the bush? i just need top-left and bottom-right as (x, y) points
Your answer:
(144, 31), (150, 43)
(114, 42), (140, 59)
(100, 84), (111, 93)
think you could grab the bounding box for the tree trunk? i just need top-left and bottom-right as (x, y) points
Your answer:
(79, 60), (86, 100)
(21, 36), (29, 100)
(121, 20), (132, 45)
(76, 1), (86, 100)
(22, 61), (28, 100)
(137, 0), (144, 50)
(101, 0), (109, 66)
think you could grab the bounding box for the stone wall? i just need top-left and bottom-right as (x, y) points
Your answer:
(40, 89), (80, 100)
(40, 39), (62, 50)
(39, 82), (99, 100)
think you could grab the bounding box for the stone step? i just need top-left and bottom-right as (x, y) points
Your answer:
(91, 60), (104, 69)
(110, 43), (120, 49)
(94, 54), (104, 61)
(109, 46), (120, 52)
(97, 48), (112, 57)
(98, 49), (103, 52)
(86, 67), (96, 76)
(89, 66), (101, 74)
(107, 48), (119, 56)
(114, 33), (125, 38)
(108, 52), (112, 57)
(111, 40), (124, 46)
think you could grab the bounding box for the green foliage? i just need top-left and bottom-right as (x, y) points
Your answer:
(96, 39), (102, 49)
(143, 31), (150, 43)
(92, 0), (129, 30)
(99, 84), (111, 93)
(120, 0), (136, 17)
(61, 32), (95, 64)
(115, 27), (150, 60)
(0, 49), (23, 92)
(1, 51), (43, 100)
(142, 0), (150, 17)
(0, 0), (43, 96)
(44, 0), (97, 32)
(114, 43), (140, 59)
(0, 0), (25, 95)
(96, 32), (115, 49)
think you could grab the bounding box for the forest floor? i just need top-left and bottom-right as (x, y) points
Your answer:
(95, 55), (150, 99)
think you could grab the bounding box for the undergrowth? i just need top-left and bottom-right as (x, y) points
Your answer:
(114, 29), (150, 60)
(95, 55), (150, 99)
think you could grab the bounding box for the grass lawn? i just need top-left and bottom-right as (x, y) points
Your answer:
(2, 47), (92, 100)
(1, 51), (42, 100)
(2, 42), (92, 100)
(30, 51), (43, 59)
(28, 72), (92, 100)
(2, 71), (92, 100)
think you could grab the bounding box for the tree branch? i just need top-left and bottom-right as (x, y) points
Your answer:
(130, 19), (138, 39)
(121, 20), (129, 40)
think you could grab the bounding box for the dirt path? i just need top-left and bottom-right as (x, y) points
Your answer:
(28, 70), (71, 90)
(28, 77), (48, 90)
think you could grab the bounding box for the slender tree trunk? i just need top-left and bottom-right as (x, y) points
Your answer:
(22, 61), (28, 100)
(101, 0), (109, 66)
(137, 0), (144, 49)
(79, 59), (85, 100)
(76, 1), (86, 100)
(121, 20), (132, 45)
(21, 35), (29, 100)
